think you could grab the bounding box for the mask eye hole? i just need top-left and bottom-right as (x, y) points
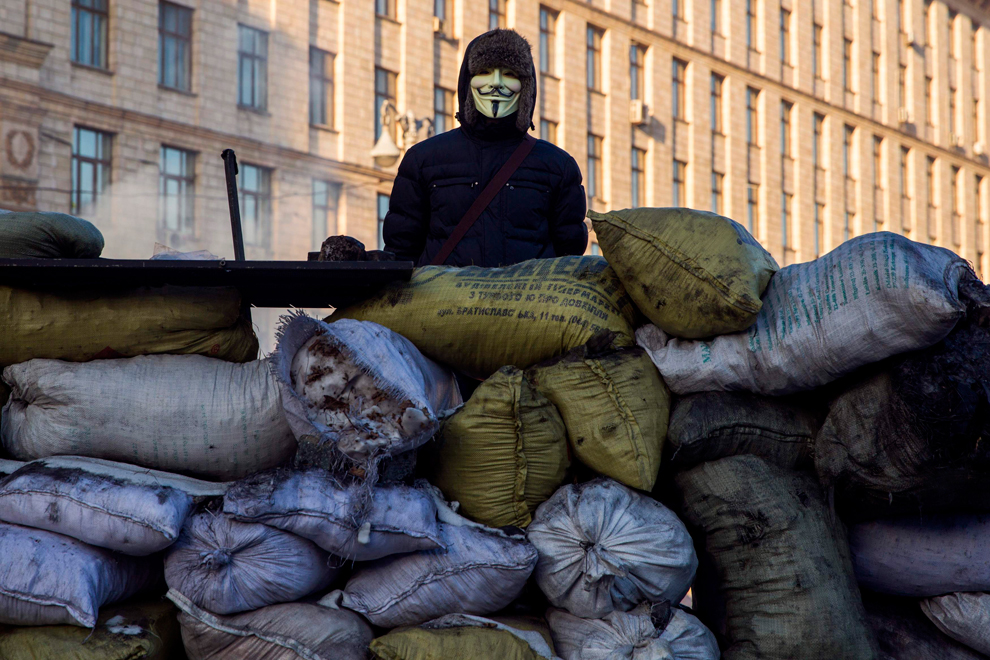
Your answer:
(476, 69), (492, 76)
(502, 70), (518, 79)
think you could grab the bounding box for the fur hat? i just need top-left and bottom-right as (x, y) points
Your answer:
(458, 29), (536, 134)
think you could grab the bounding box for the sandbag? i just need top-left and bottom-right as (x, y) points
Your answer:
(815, 293), (990, 520)
(168, 589), (373, 660)
(527, 479), (696, 619)
(164, 511), (338, 615)
(333, 256), (639, 378)
(2, 355), (294, 480)
(327, 510), (538, 628)
(0, 210), (104, 258)
(666, 391), (823, 471)
(370, 614), (557, 660)
(0, 456), (227, 555)
(0, 285), (258, 370)
(428, 365), (569, 528)
(921, 592), (990, 656)
(589, 207), (778, 339)
(526, 339), (669, 491)
(0, 523), (159, 628)
(675, 455), (877, 659)
(0, 598), (183, 660)
(849, 514), (990, 597)
(638, 233), (972, 395)
(274, 314), (462, 470)
(547, 602), (720, 660)
(223, 469), (443, 561)
(864, 593), (987, 660)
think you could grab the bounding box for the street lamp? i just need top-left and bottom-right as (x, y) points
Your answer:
(371, 100), (435, 168)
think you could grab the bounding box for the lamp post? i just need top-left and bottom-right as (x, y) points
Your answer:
(371, 100), (435, 168)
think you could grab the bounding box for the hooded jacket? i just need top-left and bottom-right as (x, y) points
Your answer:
(382, 29), (588, 268)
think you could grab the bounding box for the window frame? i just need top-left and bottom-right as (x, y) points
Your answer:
(630, 43), (647, 101)
(747, 184), (759, 233)
(434, 86), (454, 134)
(375, 0), (394, 19)
(71, 0), (109, 69)
(746, 86), (760, 146)
(539, 7), (558, 76)
(780, 8), (792, 66)
(489, 0), (507, 30)
(374, 67), (398, 141)
(711, 171), (724, 215)
(631, 146), (647, 208)
(711, 0), (722, 36)
(158, 1), (192, 92)
(587, 134), (603, 200)
(782, 192), (793, 249)
(710, 73), (724, 134)
(71, 126), (113, 216)
(159, 144), (196, 238)
(238, 163), (272, 248)
(377, 193), (390, 250)
(843, 38), (854, 92)
(781, 100), (793, 158)
(843, 124), (855, 178)
(540, 119), (558, 144)
(746, 0), (757, 52)
(312, 179), (341, 251)
(309, 47), (335, 127)
(672, 58), (688, 121)
(237, 24), (269, 111)
(813, 22), (824, 81)
(672, 159), (687, 207)
(587, 26), (604, 92)
(813, 112), (825, 168)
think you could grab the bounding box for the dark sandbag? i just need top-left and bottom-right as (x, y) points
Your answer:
(0, 210), (104, 259)
(816, 280), (990, 521)
(863, 592), (989, 660)
(675, 455), (878, 660)
(665, 391), (823, 470)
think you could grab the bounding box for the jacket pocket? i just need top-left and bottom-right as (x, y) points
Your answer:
(429, 177), (479, 226)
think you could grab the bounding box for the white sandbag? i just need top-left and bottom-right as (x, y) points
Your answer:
(849, 514), (990, 597)
(164, 511), (338, 615)
(273, 314), (462, 466)
(223, 469), (443, 561)
(168, 589), (373, 660)
(921, 592), (990, 656)
(1, 355), (295, 480)
(547, 604), (720, 660)
(636, 233), (971, 395)
(526, 479), (697, 619)
(323, 504), (538, 628)
(0, 522), (159, 627)
(0, 456), (226, 555)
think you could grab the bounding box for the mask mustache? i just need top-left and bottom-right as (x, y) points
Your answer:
(479, 85), (516, 97)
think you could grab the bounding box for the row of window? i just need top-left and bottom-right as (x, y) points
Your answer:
(70, 126), (340, 250)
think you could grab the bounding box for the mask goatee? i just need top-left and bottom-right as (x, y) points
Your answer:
(492, 100), (500, 118)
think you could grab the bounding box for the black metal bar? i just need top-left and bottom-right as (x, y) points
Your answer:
(221, 149), (246, 262)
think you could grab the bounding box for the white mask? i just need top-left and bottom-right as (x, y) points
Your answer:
(470, 67), (522, 119)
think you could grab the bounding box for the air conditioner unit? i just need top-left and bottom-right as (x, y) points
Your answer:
(951, 133), (965, 148)
(433, 16), (445, 34)
(975, 141), (986, 156)
(630, 99), (649, 125)
(897, 107), (911, 124)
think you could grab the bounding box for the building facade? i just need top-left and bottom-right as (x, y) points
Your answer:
(1, 0), (988, 347)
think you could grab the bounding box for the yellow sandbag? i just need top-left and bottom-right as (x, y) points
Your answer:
(0, 285), (258, 368)
(526, 340), (670, 491)
(429, 366), (569, 528)
(589, 207), (778, 339)
(333, 256), (638, 378)
(0, 599), (183, 660)
(370, 624), (548, 660)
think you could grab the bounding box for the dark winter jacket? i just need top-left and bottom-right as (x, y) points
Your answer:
(382, 30), (588, 267)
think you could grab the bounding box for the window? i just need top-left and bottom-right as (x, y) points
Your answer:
(159, 2), (192, 91)
(747, 184), (759, 233)
(782, 192), (793, 249)
(632, 147), (646, 207)
(949, 9), (959, 59)
(673, 160), (687, 207)
(540, 8), (557, 75)
(71, 0), (108, 69)
(844, 211), (853, 240)
(312, 180), (340, 251)
(710, 73), (724, 134)
(843, 39), (853, 92)
(489, 0), (506, 30)
(927, 155), (936, 209)
(952, 166), (961, 216)
(813, 23), (824, 81)
(898, 0), (905, 34)
(711, 0), (722, 35)
(239, 163), (271, 248)
(237, 25), (268, 110)
(540, 119), (558, 144)
(746, 87), (760, 145)
(780, 9), (791, 66)
(843, 125), (854, 178)
(979, 175), (986, 273)
(815, 202), (825, 256)
(924, 0), (932, 45)
(976, 96), (982, 143)
(872, 52), (881, 104)
(375, 68), (397, 141)
(950, 88), (957, 136)
(159, 146), (194, 237)
(712, 171), (724, 214)
(780, 101), (792, 158)
(926, 76), (934, 126)
(746, 0), (757, 52)
(590, 242), (601, 256)
(587, 26), (604, 92)
(673, 0), (685, 21)
(375, 0), (393, 19)
(630, 44), (647, 101)
(901, 146), (911, 223)
(434, 87), (454, 134)
(377, 193), (389, 250)
(587, 135), (603, 200)
(71, 126), (112, 215)
(434, 0), (449, 21)
(309, 48), (334, 127)
(813, 112), (825, 168)
(873, 137), (883, 230)
(899, 63), (907, 109)
(672, 59), (688, 120)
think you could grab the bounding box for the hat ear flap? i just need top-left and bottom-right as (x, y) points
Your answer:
(516, 76), (536, 133)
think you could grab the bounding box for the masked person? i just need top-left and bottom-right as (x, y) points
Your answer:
(383, 29), (588, 267)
